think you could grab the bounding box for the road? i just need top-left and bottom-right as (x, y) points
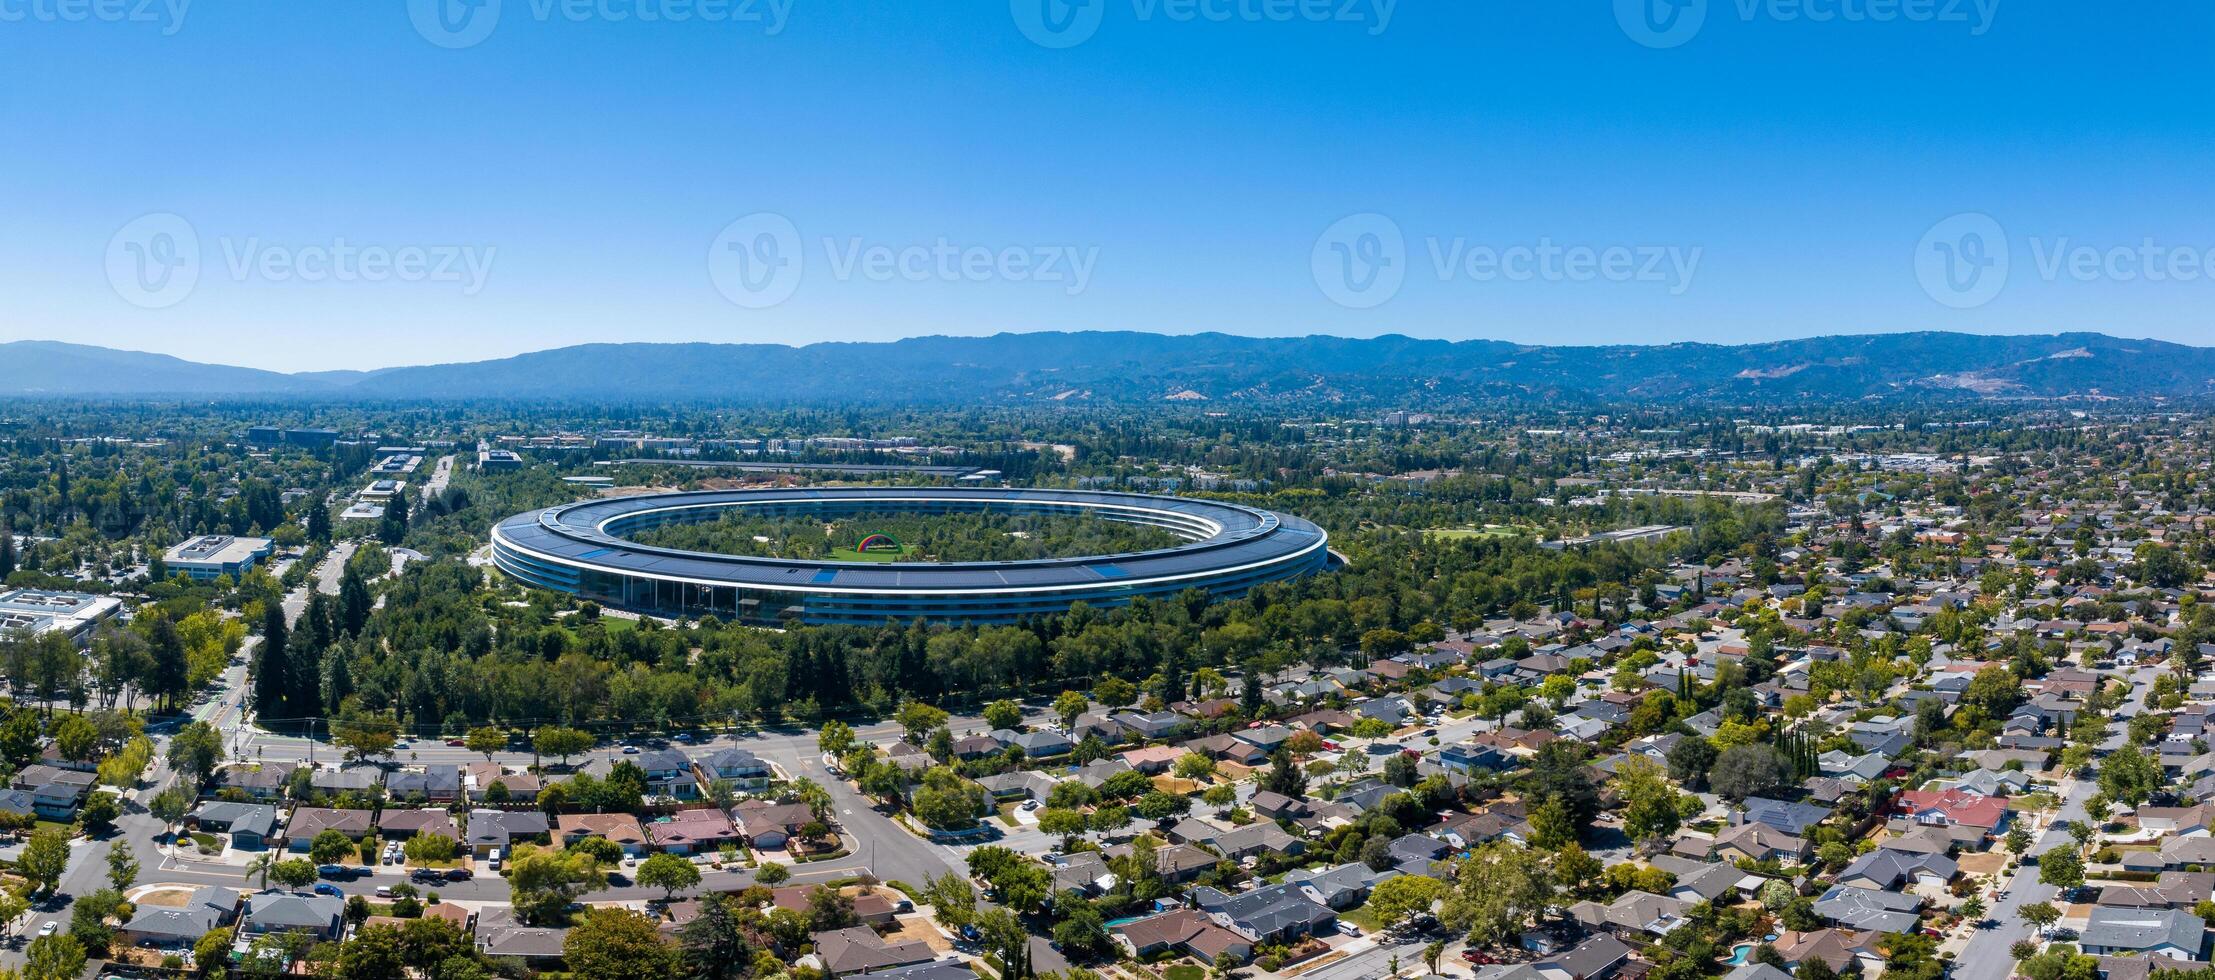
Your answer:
(420, 456), (454, 506)
(1952, 665), (2155, 980)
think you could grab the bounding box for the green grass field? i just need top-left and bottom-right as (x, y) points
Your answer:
(829, 546), (906, 563)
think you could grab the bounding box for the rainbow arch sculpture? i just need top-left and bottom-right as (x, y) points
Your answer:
(855, 533), (902, 553)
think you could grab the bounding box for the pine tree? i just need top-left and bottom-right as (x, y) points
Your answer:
(337, 565), (372, 637)
(304, 501), (331, 543)
(321, 645), (352, 715)
(1240, 668), (1267, 720)
(252, 605), (292, 725)
(0, 520), (15, 581)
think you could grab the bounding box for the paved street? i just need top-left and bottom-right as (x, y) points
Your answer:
(1952, 665), (2155, 980)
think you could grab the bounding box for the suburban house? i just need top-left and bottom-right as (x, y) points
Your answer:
(2078, 907), (2209, 959)
(733, 799), (817, 850)
(243, 890), (346, 940)
(693, 748), (775, 790)
(285, 807), (374, 851)
(121, 885), (238, 949)
(464, 809), (551, 858)
(1111, 908), (1253, 964)
(648, 808), (742, 854)
(379, 808), (461, 843)
(556, 813), (651, 856)
(192, 801), (281, 850)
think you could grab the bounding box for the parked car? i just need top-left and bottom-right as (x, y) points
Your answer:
(622, 745), (640, 754)
(36, 923), (56, 938)
(445, 867), (473, 882)
(411, 868), (444, 883)
(317, 864), (348, 879)
(312, 884), (343, 897)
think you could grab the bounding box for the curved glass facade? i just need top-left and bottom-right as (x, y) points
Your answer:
(489, 487), (1328, 626)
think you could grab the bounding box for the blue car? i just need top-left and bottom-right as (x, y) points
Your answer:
(312, 883), (343, 897)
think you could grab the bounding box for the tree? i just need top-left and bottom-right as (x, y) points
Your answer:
(1960, 895), (1987, 921)
(465, 726), (507, 761)
(1525, 742), (1600, 827)
(508, 848), (606, 924)
(20, 826), (68, 894)
(333, 711), (400, 764)
(25, 933), (85, 980)
(167, 721), (225, 789)
(1260, 749), (1307, 798)
(270, 858), (320, 889)
(1527, 797), (1576, 851)
(1555, 844), (1604, 893)
(1442, 841), (1555, 947)
(1665, 735), (1718, 785)
(50, 714), (98, 765)
(2099, 744), (2163, 806)
(252, 603), (292, 723)
(106, 843), (138, 891)
(1364, 874), (1448, 926)
(636, 852), (702, 901)
(923, 871), (978, 929)
(2020, 901), (2061, 931)
(818, 719), (855, 758)
(895, 701), (950, 744)
(676, 895), (755, 980)
(752, 861), (791, 886)
(0, 891), (26, 942)
(311, 829), (357, 865)
(1613, 756), (1682, 842)
(1963, 665), (2024, 716)
(1038, 808), (1089, 846)
(1054, 691), (1089, 731)
(1173, 751), (1217, 782)
(79, 791), (119, 834)
(1708, 744), (1788, 800)
(2039, 849), (2085, 892)
(983, 700), (1024, 732)
(564, 908), (682, 980)
(534, 727), (596, 767)
(404, 833), (459, 864)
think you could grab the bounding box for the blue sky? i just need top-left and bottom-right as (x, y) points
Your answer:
(2, 0), (2211, 371)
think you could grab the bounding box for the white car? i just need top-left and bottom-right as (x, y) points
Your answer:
(37, 922), (55, 938)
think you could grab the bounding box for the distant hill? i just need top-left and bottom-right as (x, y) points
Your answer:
(4, 331), (2212, 404)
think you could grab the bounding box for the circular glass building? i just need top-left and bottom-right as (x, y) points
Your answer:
(490, 487), (1329, 626)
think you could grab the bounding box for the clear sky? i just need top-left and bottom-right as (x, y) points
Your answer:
(3, 0), (2211, 371)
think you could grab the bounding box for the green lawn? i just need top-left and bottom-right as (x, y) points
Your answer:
(829, 547), (905, 563)
(1164, 966), (1206, 980)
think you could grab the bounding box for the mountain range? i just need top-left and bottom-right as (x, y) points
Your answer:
(3, 332), (2211, 405)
